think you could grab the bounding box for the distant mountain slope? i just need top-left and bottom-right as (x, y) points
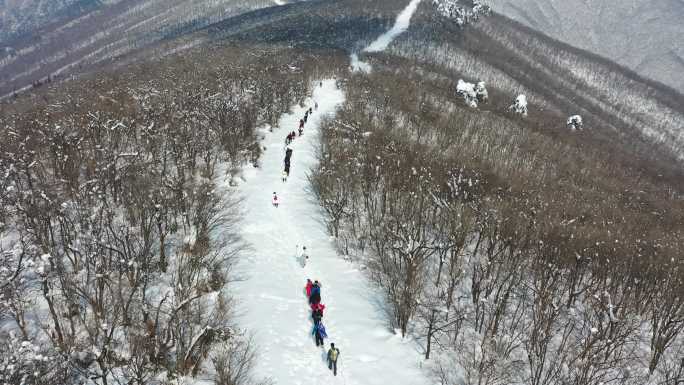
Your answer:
(184, 0), (684, 167)
(0, 0), (99, 42)
(490, 0), (684, 93)
(0, 0), (287, 99)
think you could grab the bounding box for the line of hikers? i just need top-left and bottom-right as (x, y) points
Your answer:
(286, 104), (318, 145)
(271, 98), (340, 375)
(306, 278), (340, 376)
(280, 103), (318, 184)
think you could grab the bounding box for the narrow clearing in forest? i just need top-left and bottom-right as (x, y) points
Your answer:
(220, 79), (426, 384)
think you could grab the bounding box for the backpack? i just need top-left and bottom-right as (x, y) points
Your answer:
(313, 309), (322, 320)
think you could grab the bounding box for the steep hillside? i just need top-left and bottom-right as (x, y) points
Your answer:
(0, 0), (290, 99)
(391, 5), (684, 174)
(490, 0), (684, 93)
(0, 0), (98, 41)
(190, 0), (684, 167)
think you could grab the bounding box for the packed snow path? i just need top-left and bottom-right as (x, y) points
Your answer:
(224, 79), (426, 384)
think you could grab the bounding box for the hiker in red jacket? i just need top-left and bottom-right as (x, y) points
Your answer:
(311, 302), (325, 317)
(305, 279), (313, 297)
(312, 303), (324, 326)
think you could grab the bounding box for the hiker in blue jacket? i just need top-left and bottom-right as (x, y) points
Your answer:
(313, 322), (328, 347)
(309, 281), (321, 305)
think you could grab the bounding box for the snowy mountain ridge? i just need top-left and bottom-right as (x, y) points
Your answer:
(1, 0), (684, 384)
(490, 0), (684, 92)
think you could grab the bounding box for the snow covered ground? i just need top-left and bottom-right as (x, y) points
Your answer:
(351, 0), (422, 73)
(364, 0), (422, 53)
(350, 53), (372, 73)
(222, 79), (428, 384)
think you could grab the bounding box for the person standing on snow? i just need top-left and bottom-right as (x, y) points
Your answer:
(309, 280), (321, 305)
(299, 119), (304, 130)
(311, 302), (325, 316)
(272, 192), (279, 208)
(308, 107), (313, 115)
(284, 147), (293, 171)
(311, 303), (325, 325)
(301, 246), (309, 267)
(305, 279), (313, 297)
(313, 322), (327, 347)
(327, 343), (340, 376)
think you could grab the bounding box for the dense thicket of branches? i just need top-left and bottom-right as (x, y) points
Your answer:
(0, 44), (343, 385)
(312, 65), (684, 384)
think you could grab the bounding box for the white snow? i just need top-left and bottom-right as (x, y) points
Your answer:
(351, 0), (423, 73)
(456, 79), (488, 107)
(567, 114), (583, 130)
(515, 94), (527, 108)
(350, 53), (372, 73)
(364, 0), (423, 53)
(510, 94), (528, 116)
(456, 79), (478, 107)
(223, 79), (427, 384)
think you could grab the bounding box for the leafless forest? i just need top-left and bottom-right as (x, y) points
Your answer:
(0, 0), (282, 99)
(309, 3), (684, 384)
(313, 69), (684, 385)
(2, 0), (683, 384)
(0, 43), (345, 385)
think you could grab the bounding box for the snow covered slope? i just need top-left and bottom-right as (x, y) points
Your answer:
(364, 0), (422, 53)
(0, 0), (283, 99)
(490, 0), (684, 92)
(352, 0), (422, 72)
(222, 79), (427, 384)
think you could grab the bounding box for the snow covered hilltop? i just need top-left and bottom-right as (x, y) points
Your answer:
(1, 1), (684, 385)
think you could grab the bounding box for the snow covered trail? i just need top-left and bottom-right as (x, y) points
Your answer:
(222, 79), (427, 384)
(364, 0), (422, 53)
(351, 0), (423, 72)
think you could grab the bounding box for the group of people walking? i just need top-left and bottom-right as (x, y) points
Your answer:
(275, 102), (317, 200)
(306, 279), (340, 376)
(271, 93), (340, 376)
(286, 104), (317, 145)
